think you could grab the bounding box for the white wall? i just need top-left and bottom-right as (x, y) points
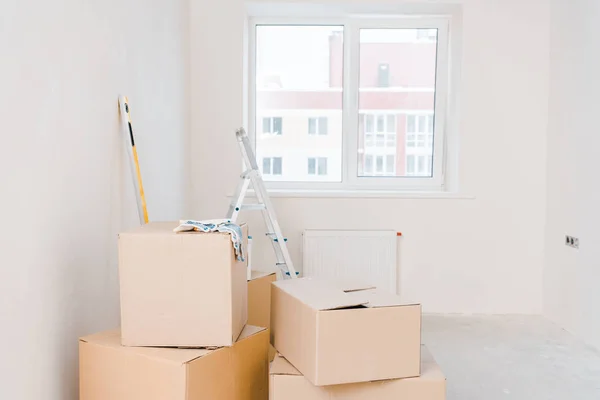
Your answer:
(0, 0), (189, 399)
(190, 0), (550, 314)
(544, 0), (600, 350)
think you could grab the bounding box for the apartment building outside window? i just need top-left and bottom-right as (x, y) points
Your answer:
(251, 15), (450, 191)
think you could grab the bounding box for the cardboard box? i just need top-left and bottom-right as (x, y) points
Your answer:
(271, 277), (421, 386)
(80, 325), (269, 400)
(248, 270), (277, 329)
(118, 221), (248, 347)
(269, 346), (445, 400)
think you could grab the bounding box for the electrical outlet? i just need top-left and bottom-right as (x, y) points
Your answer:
(565, 235), (580, 249)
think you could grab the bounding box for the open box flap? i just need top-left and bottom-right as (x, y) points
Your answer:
(345, 289), (419, 308)
(273, 277), (371, 311)
(270, 354), (302, 376)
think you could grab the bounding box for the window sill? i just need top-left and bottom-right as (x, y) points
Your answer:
(234, 189), (475, 199)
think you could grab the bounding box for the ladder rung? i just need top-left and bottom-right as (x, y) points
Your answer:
(266, 233), (288, 242)
(239, 204), (266, 211)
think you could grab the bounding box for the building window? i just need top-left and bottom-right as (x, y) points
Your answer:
(363, 154), (396, 176)
(405, 113), (433, 177)
(251, 16), (450, 190)
(262, 157), (283, 176)
(377, 63), (390, 87)
(262, 117), (282, 135)
(308, 117), (328, 135)
(364, 114), (396, 148)
(308, 157), (328, 175)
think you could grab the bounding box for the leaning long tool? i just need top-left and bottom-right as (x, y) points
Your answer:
(119, 95), (149, 225)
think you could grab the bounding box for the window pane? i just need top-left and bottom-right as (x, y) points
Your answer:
(365, 114), (374, 133)
(407, 155), (415, 174)
(427, 115), (434, 133)
(365, 155), (373, 173)
(417, 155), (425, 174)
(256, 25), (343, 182)
(308, 118), (317, 135)
(262, 118), (271, 133)
(319, 117), (328, 135)
(273, 117), (283, 135)
(366, 133), (374, 147)
(418, 116), (426, 133)
(272, 157), (282, 175)
(358, 29), (437, 177)
(387, 115), (396, 133)
(407, 115), (416, 133)
(262, 158), (271, 174)
(307, 157), (316, 174)
(377, 115), (385, 132)
(318, 158), (328, 175)
(386, 155), (395, 174)
(376, 156), (384, 173)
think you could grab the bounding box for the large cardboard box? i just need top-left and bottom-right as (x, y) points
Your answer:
(118, 221), (248, 347)
(248, 270), (277, 329)
(271, 277), (421, 386)
(269, 346), (445, 400)
(80, 325), (269, 400)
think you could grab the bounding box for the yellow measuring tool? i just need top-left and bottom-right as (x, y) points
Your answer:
(119, 95), (149, 224)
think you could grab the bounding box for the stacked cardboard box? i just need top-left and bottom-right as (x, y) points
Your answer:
(269, 277), (447, 399)
(79, 221), (271, 400)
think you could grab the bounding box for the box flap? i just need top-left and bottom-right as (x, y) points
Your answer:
(248, 270), (276, 281)
(270, 354), (302, 376)
(80, 330), (213, 364)
(238, 325), (267, 341)
(346, 289), (418, 308)
(273, 278), (370, 311)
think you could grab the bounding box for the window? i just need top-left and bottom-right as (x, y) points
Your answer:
(251, 17), (449, 191)
(377, 63), (390, 87)
(405, 113), (434, 177)
(308, 117), (328, 135)
(262, 117), (282, 135)
(363, 114), (396, 149)
(308, 157), (328, 176)
(363, 154), (396, 176)
(262, 157), (282, 176)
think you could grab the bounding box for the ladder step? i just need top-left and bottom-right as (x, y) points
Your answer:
(239, 204), (266, 211)
(266, 232), (287, 242)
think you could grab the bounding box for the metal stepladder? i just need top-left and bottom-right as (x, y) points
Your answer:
(227, 128), (298, 279)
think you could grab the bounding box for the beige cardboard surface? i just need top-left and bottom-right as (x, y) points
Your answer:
(269, 346), (445, 400)
(118, 222), (248, 347)
(80, 325), (268, 400)
(248, 270), (276, 329)
(271, 277), (421, 386)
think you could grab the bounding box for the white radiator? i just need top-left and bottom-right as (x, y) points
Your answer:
(302, 230), (398, 294)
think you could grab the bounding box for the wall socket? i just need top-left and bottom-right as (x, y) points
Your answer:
(565, 235), (579, 249)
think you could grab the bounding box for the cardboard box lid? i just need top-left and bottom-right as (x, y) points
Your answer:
(271, 346), (443, 380)
(272, 277), (417, 311)
(248, 270), (276, 281)
(79, 325), (266, 365)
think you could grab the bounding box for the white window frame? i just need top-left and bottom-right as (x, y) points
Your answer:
(248, 16), (450, 192)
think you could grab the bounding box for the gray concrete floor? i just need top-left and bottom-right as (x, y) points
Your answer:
(422, 315), (600, 400)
